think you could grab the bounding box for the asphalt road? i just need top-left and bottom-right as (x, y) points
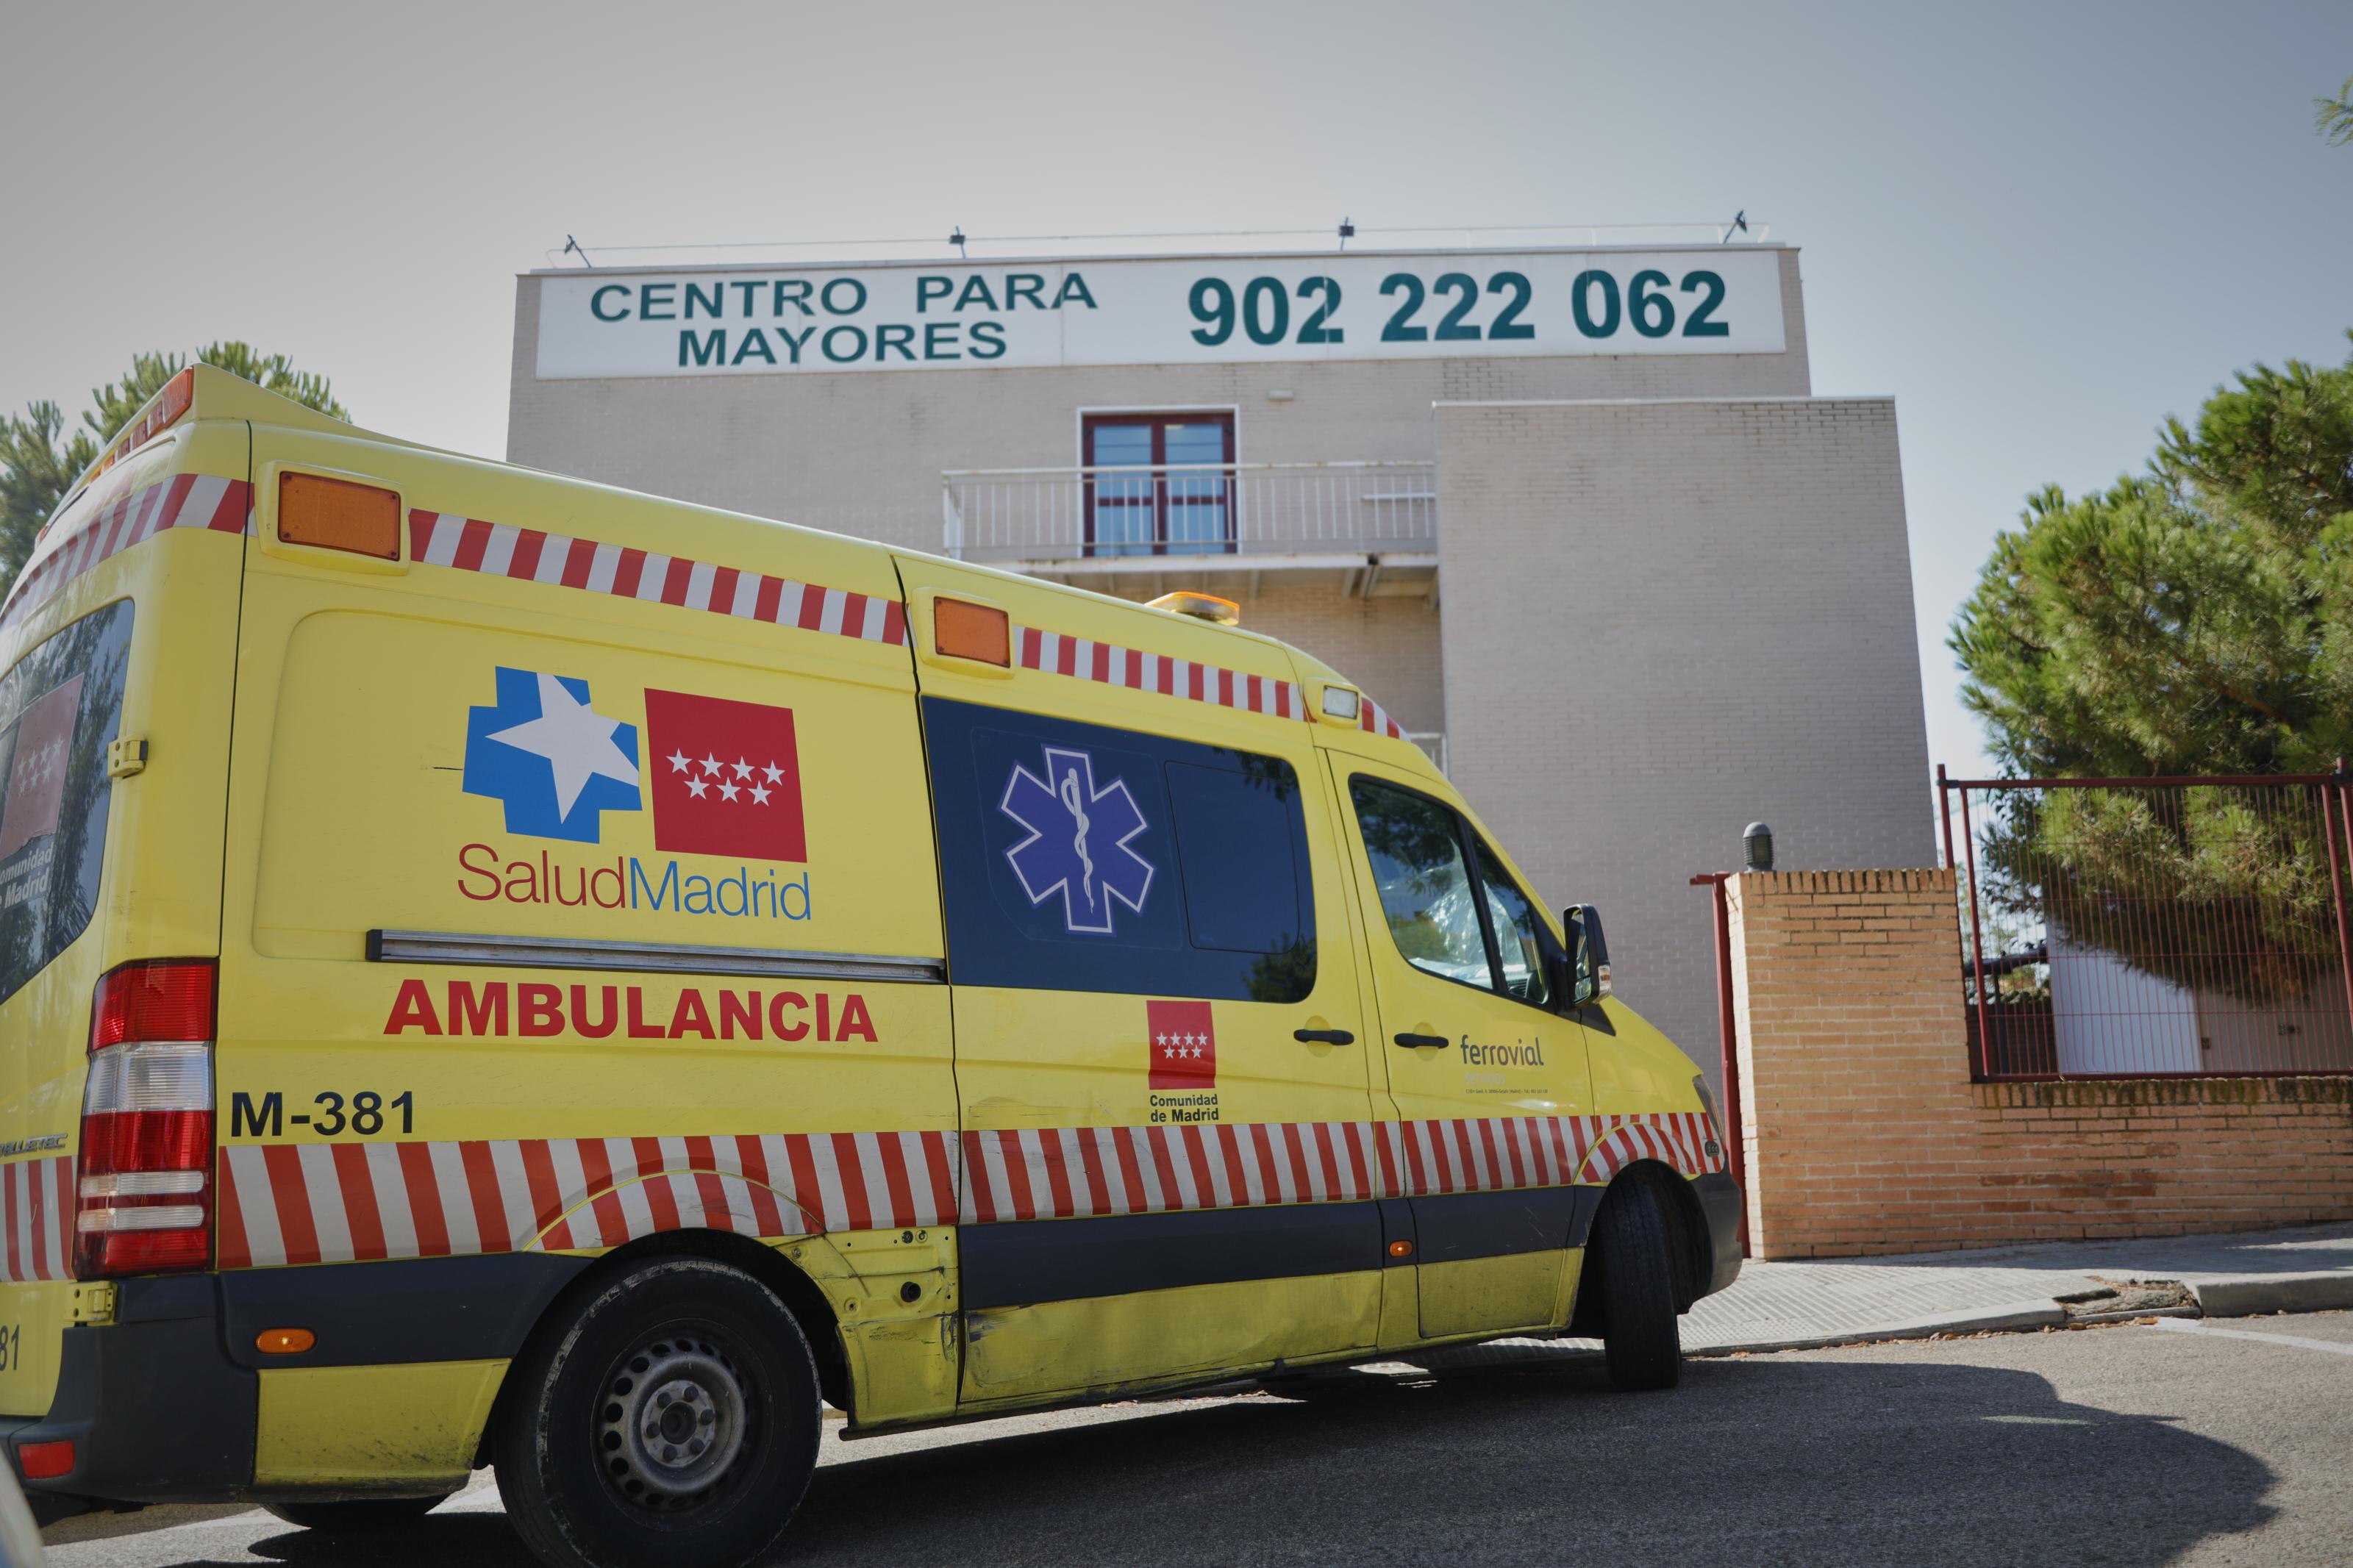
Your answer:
(40, 1311), (2353, 1568)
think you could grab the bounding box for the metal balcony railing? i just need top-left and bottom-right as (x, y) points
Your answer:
(942, 462), (1438, 565)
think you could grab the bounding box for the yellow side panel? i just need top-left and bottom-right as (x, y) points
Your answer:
(807, 1228), (960, 1428)
(1586, 998), (1712, 1120)
(254, 1359), (505, 1489)
(1416, 1250), (1568, 1340)
(962, 1272), (1382, 1405)
(0, 1285), (74, 1419)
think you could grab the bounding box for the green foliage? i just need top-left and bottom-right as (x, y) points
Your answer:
(0, 403), (97, 598)
(1951, 334), (2353, 1001)
(2320, 74), (2353, 146)
(0, 343), (346, 601)
(1954, 334), (2353, 779)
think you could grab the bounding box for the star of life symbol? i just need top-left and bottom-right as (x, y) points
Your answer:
(463, 667), (642, 843)
(999, 745), (1154, 935)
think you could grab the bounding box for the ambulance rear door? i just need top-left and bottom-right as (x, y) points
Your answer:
(0, 406), (249, 1420)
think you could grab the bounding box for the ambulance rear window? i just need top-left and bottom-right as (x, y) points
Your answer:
(0, 601), (133, 1004)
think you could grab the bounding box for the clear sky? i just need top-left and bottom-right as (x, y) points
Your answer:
(4, 0), (2349, 791)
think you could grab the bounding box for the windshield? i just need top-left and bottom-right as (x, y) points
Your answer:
(0, 601), (134, 1003)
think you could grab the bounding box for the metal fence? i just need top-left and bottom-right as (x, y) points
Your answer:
(1940, 767), (2353, 1081)
(941, 461), (1438, 564)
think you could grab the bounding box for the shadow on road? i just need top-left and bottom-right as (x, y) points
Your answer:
(83, 1354), (2278, 1567)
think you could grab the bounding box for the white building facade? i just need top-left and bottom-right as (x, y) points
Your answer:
(507, 242), (1935, 1081)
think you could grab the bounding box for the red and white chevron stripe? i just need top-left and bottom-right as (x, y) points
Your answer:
(1582, 1111), (1718, 1184)
(212, 1113), (1718, 1270)
(0, 473), (250, 632)
(0, 1156), (73, 1284)
(1011, 623), (1309, 723)
(1354, 693), (1408, 742)
(218, 1131), (957, 1270)
(1006, 623), (1410, 742)
(961, 1120), (1385, 1223)
(960, 1111), (1719, 1224)
(407, 511), (908, 648)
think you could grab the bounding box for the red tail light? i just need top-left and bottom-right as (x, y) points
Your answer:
(76, 960), (216, 1279)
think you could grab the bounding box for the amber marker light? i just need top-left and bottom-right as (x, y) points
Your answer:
(278, 472), (401, 559)
(935, 597), (1011, 665)
(99, 368), (195, 475)
(1387, 1240), (1414, 1259)
(1146, 590), (1241, 626)
(256, 1328), (316, 1355)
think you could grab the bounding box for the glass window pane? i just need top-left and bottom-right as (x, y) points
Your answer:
(1163, 423), (1227, 465)
(0, 601), (134, 1004)
(1089, 425), (1152, 466)
(1168, 761), (1306, 954)
(1474, 836), (1552, 1009)
(1349, 778), (1494, 989)
(1092, 482), (1153, 556)
(1164, 477), (1227, 556)
(926, 698), (1317, 1002)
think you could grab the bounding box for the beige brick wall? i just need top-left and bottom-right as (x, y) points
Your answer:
(1433, 398), (1933, 1073)
(504, 249), (1813, 553)
(1727, 870), (2353, 1257)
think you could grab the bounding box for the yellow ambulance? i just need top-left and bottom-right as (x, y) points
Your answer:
(0, 368), (1738, 1567)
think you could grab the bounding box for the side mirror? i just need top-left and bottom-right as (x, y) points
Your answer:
(1563, 904), (1612, 1007)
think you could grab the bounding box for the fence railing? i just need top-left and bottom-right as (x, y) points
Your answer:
(942, 461), (1438, 564)
(1940, 766), (2353, 1081)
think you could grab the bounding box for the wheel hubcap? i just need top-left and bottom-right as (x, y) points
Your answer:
(597, 1335), (749, 1510)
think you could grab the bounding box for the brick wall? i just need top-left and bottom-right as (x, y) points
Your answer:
(1727, 868), (2353, 1257)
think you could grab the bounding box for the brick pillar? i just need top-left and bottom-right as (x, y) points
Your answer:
(1724, 869), (1974, 1258)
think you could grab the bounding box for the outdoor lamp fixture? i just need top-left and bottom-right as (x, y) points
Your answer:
(1743, 822), (1774, 873)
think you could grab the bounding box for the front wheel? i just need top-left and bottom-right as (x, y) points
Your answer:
(495, 1256), (822, 1568)
(1594, 1179), (1682, 1392)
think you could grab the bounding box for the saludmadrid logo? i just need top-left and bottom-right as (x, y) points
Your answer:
(457, 667), (813, 923)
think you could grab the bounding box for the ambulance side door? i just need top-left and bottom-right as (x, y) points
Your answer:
(1326, 757), (1594, 1341)
(926, 692), (1385, 1403)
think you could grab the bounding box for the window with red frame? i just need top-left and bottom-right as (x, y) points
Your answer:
(1082, 412), (1235, 558)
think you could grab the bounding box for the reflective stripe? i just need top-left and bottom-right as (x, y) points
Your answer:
(206, 1112), (1717, 1270)
(402, 509), (907, 647)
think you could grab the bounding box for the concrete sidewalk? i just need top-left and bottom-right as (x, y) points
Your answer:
(1411, 1220), (2353, 1370)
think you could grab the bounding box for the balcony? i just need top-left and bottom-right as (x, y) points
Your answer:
(941, 461), (1438, 593)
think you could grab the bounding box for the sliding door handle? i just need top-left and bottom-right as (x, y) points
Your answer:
(1293, 1028), (1355, 1045)
(1393, 1032), (1449, 1049)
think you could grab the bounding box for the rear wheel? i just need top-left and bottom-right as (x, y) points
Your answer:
(494, 1256), (821, 1568)
(263, 1494), (451, 1530)
(1594, 1179), (1682, 1392)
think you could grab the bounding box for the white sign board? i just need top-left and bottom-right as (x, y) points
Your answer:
(534, 249), (1785, 379)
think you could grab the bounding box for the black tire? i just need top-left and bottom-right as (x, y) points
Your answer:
(1594, 1179), (1682, 1392)
(494, 1256), (822, 1568)
(263, 1493), (451, 1531)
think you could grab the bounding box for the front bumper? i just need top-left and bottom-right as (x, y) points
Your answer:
(1693, 1170), (1744, 1299)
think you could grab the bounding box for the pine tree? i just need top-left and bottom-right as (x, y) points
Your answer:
(1950, 334), (2353, 1000)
